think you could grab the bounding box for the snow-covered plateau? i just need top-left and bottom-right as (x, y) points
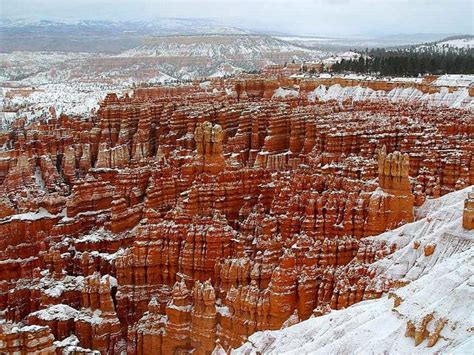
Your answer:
(234, 186), (474, 354)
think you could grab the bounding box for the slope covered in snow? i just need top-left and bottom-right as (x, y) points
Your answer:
(414, 36), (474, 53)
(235, 186), (474, 354)
(435, 37), (474, 49)
(308, 84), (473, 110)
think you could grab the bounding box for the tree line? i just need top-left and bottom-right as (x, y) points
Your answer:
(331, 46), (474, 76)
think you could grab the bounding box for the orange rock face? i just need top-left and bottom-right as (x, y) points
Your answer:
(1, 78), (472, 353)
(463, 188), (474, 230)
(0, 324), (56, 354)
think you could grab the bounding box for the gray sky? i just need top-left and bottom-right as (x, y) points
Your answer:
(1, 0), (472, 36)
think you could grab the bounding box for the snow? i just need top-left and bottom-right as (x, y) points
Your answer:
(80, 309), (106, 325)
(234, 186), (474, 354)
(54, 334), (101, 354)
(435, 37), (474, 49)
(371, 187), (390, 197)
(16, 324), (48, 332)
(369, 186), (473, 281)
(308, 84), (473, 110)
(432, 74), (474, 88)
(118, 35), (324, 63)
(0, 18), (249, 36)
(272, 87), (299, 99)
(414, 37), (474, 53)
(35, 274), (84, 298)
(104, 274), (118, 288)
(62, 345), (100, 355)
(0, 49), (178, 129)
(200, 81), (212, 89)
(1, 208), (58, 223)
(54, 335), (80, 348)
(390, 77), (423, 84)
(209, 64), (243, 78)
(0, 112), (16, 131)
(34, 167), (46, 191)
(30, 304), (79, 321)
(276, 36), (335, 43)
(217, 306), (231, 317)
(75, 227), (121, 244)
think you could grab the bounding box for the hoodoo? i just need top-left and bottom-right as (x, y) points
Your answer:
(463, 188), (474, 230)
(365, 145), (415, 236)
(0, 77), (472, 354)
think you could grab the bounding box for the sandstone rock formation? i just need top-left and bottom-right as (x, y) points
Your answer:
(1, 78), (472, 354)
(463, 187), (474, 229)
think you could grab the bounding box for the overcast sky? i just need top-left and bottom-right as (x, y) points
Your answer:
(1, 0), (472, 36)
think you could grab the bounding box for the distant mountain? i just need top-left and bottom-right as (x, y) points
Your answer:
(0, 18), (250, 53)
(0, 34), (326, 87)
(120, 35), (320, 60)
(278, 33), (464, 51)
(1, 19), (466, 53)
(0, 18), (248, 34)
(117, 35), (324, 79)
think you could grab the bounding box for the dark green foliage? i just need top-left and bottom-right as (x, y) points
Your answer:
(332, 46), (474, 76)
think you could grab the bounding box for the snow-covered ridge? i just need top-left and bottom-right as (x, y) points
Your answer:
(307, 84), (473, 110)
(435, 37), (474, 49)
(235, 186), (474, 354)
(118, 35), (322, 60)
(414, 36), (474, 53)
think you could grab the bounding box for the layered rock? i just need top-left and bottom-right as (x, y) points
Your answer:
(463, 187), (474, 230)
(365, 146), (414, 236)
(0, 324), (56, 354)
(193, 121), (225, 174)
(1, 78), (472, 354)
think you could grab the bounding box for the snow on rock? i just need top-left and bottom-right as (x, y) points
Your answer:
(35, 273), (84, 299)
(272, 87), (299, 99)
(118, 35), (323, 60)
(200, 81), (212, 90)
(432, 74), (474, 88)
(308, 84), (473, 110)
(30, 304), (80, 321)
(209, 64), (243, 78)
(389, 77), (424, 84)
(54, 334), (101, 354)
(368, 185), (473, 281)
(7, 83), (115, 119)
(54, 334), (80, 348)
(1, 207), (59, 222)
(234, 186), (474, 354)
(0, 112), (16, 131)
